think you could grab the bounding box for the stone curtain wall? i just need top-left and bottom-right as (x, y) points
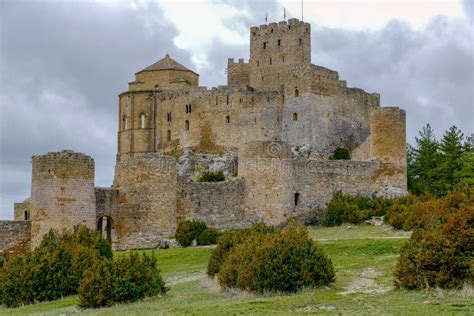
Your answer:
(0, 221), (31, 254)
(177, 178), (249, 229)
(113, 154), (177, 250)
(30, 151), (97, 248)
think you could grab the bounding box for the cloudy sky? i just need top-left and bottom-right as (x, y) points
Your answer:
(0, 0), (472, 219)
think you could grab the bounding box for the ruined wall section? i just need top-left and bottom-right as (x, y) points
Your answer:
(291, 159), (380, 222)
(14, 199), (31, 221)
(0, 221), (31, 254)
(249, 19), (311, 91)
(113, 154), (177, 250)
(227, 58), (250, 86)
(369, 107), (407, 196)
(239, 141), (293, 225)
(30, 151), (96, 248)
(177, 178), (249, 229)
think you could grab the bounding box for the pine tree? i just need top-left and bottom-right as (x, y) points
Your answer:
(435, 126), (466, 195)
(409, 124), (440, 195)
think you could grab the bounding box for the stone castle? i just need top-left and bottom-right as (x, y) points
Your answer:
(1, 19), (406, 252)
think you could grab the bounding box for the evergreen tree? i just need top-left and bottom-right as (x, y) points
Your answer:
(408, 124), (440, 195)
(435, 126), (466, 195)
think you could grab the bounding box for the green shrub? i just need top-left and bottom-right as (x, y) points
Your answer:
(218, 222), (335, 293)
(394, 212), (473, 289)
(78, 252), (168, 308)
(207, 223), (276, 277)
(0, 225), (112, 308)
(197, 227), (220, 246)
(78, 258), (114, 308)
(198, 170), (225, 182)
(331, 147), (350, 160)
(175, 220), (207, 247)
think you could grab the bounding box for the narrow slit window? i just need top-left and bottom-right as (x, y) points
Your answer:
(189, 104), (192, 113)
(226, 94), (229, 105)
(277, 39), (281, 46)
(124, 116), (128, 129)
(140, 113), (145, 129)
(185, 120), (190, 131)
(299, 38), (302, 45)
(269, 57), (272, 65)
(294, 193), (300, 206)
(226, 115), (230, 124)
(263, 42), (267, 49)
(293, 112), (298, 121)
(24, 210), (29, 221)
(167, 130), (171, 141)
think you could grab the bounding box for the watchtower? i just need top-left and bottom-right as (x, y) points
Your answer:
(30, 150), (96, 247)
(248, 18), (311, 91)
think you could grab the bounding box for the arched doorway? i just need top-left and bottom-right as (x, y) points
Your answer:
(97, 216), (114, 244)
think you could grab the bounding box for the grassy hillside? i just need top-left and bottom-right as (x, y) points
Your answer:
(2, 225), (472, 315)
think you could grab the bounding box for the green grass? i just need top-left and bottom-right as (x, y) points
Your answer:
(2, 225), (472, 315)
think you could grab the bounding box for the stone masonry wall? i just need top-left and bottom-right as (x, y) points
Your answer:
(30, 150), (96, 248)
(113, 154), (177, 250)
(177, 178), (248, 229)
(0, 221), (31, 254)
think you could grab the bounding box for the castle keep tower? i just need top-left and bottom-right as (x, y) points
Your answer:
(30, 150), (96, 247)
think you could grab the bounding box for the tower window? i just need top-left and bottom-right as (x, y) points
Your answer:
(189, 104), (192, 113)
(269, 58), (272, 65)
(185, 120), (190, 131)
(140, 113), (145, 129)
(263, 42), (267, 49)
(123, 116), (128, 130)
(253, 32), (256, 36)
(226, 115), (230, 123)
(257, 60), (260, 67)
(299, 38), (302, 45)
(167, 130), (171, 141)
(277, 39), (281, 46)
(166, 112), (172, 122)
(271, 29), (273, 33)
(239, 97), (243, 103)
(216, 96), (218, 105)
(186, 104), (192, 113)
(185, 104), (188, 113)
(294, 89), (299, 97)
(293, 112), (298, 121)
(282, 56), (285, 63)
(262, 76), (264, 81)
(226, 94), (229, 105)
(24, 210), (29, 221)
(294, 193), (300, 206)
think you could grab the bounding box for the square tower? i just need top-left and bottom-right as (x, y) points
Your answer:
(248, 18), (311, 91)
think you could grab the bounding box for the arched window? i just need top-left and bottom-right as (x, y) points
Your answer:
(24, 210), (29, 221)
(294, 89), (299, 97)
(185, 120), (190, 131)
(226, 115), (230, 124)
(167, 130), (171, 141)
(293, 113), (298, 121)
(277, 39), (281, 46)
(140, 113), (145, 129)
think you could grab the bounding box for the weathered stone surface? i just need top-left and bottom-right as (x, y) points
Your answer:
(0, 220), (31, 254)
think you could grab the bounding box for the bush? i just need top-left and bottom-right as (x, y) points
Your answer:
(78, 252), (168, 308)
(197, 227), (220, 246)
(394, 212), (473, 289)
(175, 220), (207, 247)
(217, 222), (335, 293)
(207, 223), (276, 277)
(0, 226), (112, 308)
(198, 170), (225, 182)
(331, 147), (350, 160)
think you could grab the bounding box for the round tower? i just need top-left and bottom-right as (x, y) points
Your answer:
(30, 150), (96, 247)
